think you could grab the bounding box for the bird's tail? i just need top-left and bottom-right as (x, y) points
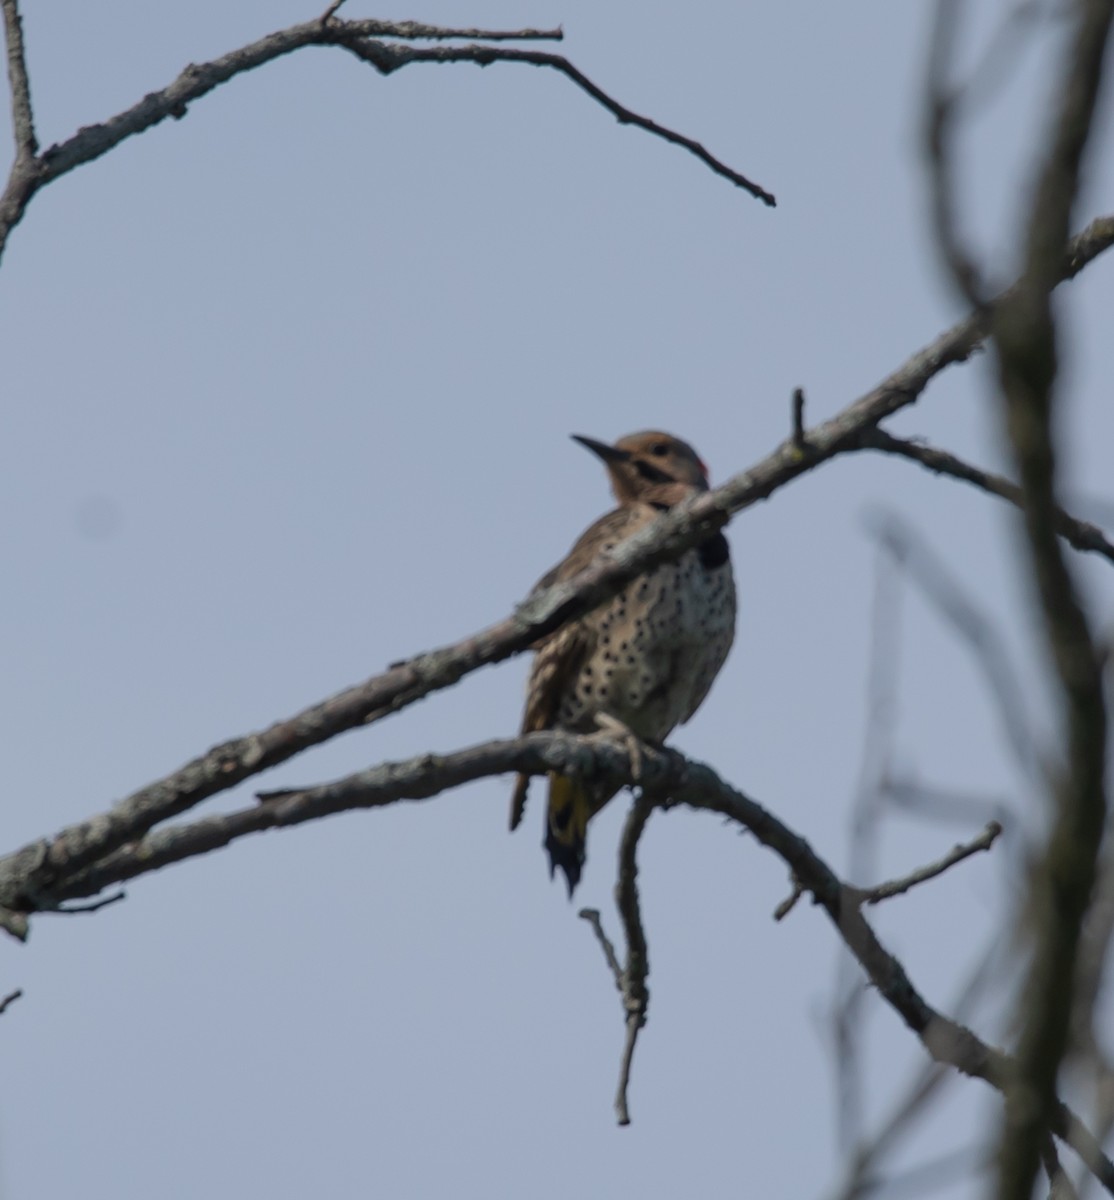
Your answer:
(509, 774), (530, 832)
(545, 773), (593, 897)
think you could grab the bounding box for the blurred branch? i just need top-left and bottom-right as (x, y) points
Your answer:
(835, 538), (905, 1152)
(0, 987), (22, 1015)
(857, 429), (1114, 565)
(850, 820), (1003, 905)
(869, 510), (1045, 780)
(1, 0), (36, 161)
(0, 11), (775, 263)
(3, 211), (1111, 929)
(978, 0), (1114, 1194)
(925, 0), (989, 305)
(1045, 1137), (1083, 1200)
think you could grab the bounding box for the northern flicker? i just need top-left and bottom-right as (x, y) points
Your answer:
(509, 431), (736, 895)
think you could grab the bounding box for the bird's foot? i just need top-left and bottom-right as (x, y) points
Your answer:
(592, 712), (646, 782)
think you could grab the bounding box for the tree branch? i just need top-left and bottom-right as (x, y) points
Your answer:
(31, 732), (1112, 1188)
(850, 821), (1003, 905)
(340, 39), (775, 205)
(983, 2), (1114, 1195)
(612, 794), (652, 1127)
(925, 0), (989, 307)
(857, 428), (1114, 566)
(0, 0), (35, 161)
(868, 510), (1044, 781)
(2, 211), (1112, 925)
(578, 907), (623, 985)
(0, 12), (775, 261)
(0, 987), (22, 1015)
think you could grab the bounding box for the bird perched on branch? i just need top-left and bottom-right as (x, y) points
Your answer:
(509, 431), (736, 895)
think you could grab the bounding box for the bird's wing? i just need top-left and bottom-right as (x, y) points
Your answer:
(509, 508), (636, 831)
(509, 621), (593, 830)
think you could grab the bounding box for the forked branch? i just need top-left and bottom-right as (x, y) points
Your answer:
(0, 10), (773, 261)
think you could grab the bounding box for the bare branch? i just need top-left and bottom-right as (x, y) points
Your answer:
(773, 878), (804, 920)
(341, 39), (775, 205)
(52, 732), (647, 902)
(925, 0), (990, 305)
(52, 890), (126, 916)
(2, 212), (1112, 925)
(0, 987), (22, 1015)
(578, 908), (623, 986)
(612, 795), (652, 1127)
(0, 12), (775, 261)
(850, 821), (1003, 905)
(858, 428), (1114, 566)
(1, 724), (1105, 1185)
(791, 387), (807, 449)
(1, 0), (35, 160)
(987, 2), (1114, 1195)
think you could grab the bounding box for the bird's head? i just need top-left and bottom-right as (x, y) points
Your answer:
(571, 430), (710, 508)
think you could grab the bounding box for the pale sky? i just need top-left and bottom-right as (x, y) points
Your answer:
(3, 2), (1114, 1198)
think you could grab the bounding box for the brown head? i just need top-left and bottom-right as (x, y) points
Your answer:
(571, 430), (710, 508)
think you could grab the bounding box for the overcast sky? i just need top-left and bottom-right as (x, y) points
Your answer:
(3, 2), (1114, 1197)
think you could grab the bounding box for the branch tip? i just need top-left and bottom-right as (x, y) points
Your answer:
(791, 388), (807, 449)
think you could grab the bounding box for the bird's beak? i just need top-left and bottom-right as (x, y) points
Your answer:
(571, 434), (629, 464)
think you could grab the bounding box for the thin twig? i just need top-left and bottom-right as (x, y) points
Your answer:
(774, 878), (804, 920)
(791, 388), (807, 449)
(52, 889), (126, 916)
(613, 795), (652, 1126)
(577, 908), (623, 986)
(342, 39), (775, 205)
(836, 536), (905, 1152)
(850, 821), (1004, 905)
(925, 0), (989, 306)
(0, 987), (22, 1014)
(1, 0), (36, 160)
(858, 428), (1114, 565)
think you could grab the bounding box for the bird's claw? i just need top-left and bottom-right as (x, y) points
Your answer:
(592, 712), (645, 782)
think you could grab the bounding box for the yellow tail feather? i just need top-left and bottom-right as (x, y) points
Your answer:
(545, 773), (591, 896)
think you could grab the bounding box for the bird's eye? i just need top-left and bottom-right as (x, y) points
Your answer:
(650, 443), (669, 457)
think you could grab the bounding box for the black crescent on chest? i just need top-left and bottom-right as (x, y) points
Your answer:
(697, 532), (730, 570)
(647, 501), (730, 572)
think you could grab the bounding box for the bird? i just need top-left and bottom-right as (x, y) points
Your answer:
(509, 430), (736, 895)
